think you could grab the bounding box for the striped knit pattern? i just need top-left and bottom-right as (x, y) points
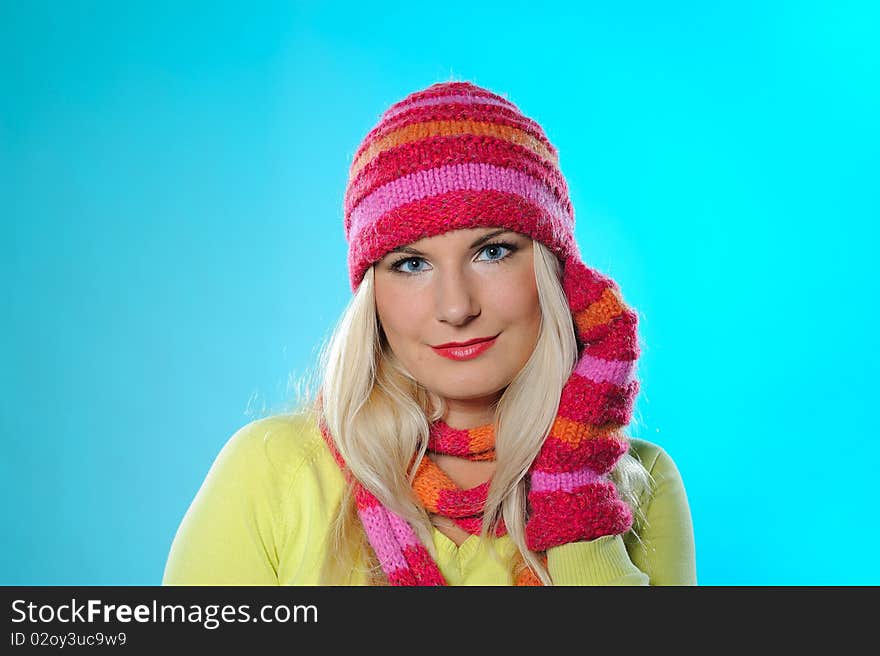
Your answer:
(343, 80), (578, 292)
(413, 424), (501, 536)
(427, 421), (495, 461)
(318, 405), (544, 586)
(326, 80), (640, 585)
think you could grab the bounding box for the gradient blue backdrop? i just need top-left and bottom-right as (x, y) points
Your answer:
(2, 1), (877, 585)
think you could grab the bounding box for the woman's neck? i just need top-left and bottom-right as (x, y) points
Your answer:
(440, 392), (501, 429)
(441, 405), (495, 430)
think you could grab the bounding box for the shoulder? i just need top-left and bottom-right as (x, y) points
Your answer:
(626, 437), (687, 503)
(214, 409), (329, 483)
(628, 437), (680, 476)
(628, 437), (665, 471)
(621, 438), (697, 584)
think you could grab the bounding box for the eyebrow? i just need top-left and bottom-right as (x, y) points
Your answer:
(388, 229), (513, 257)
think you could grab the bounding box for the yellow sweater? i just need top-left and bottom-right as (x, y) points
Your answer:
(162, 413), (697, 585)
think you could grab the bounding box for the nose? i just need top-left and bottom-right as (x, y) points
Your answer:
(434, 266), (480, 326)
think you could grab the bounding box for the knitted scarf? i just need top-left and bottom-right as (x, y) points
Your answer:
(316, 256), (640, 586)
(318, 411), (544, 584)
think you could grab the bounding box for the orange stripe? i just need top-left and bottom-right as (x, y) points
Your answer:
(573, 286), (626, 335)
(549, 416), (617, 447)
(467, 424), (495, 456)
(516, 568), (542, 586)
(512, 553), (548, 586)
(411, 457), (457, 512)
(350, 119), (559, 178)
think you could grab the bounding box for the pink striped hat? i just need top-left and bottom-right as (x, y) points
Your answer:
(343, 80), (581, 292)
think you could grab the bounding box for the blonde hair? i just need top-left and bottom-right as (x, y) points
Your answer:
(296, 240), (652, 585)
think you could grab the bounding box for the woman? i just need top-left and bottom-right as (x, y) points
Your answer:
(162, 80), (697, 586)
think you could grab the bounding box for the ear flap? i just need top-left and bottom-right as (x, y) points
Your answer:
(559, 255), (641, 428)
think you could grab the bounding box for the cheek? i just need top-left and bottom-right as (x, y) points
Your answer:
(492, 269), (541, 325)
(375, 284), (427, 341)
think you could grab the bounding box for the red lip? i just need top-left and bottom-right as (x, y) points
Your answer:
(430, 335), (499, 361)
(432, 335), (499, 348)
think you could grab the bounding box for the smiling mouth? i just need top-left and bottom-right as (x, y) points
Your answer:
(431, 334), (500, 349)
(430, 335), (499, 361)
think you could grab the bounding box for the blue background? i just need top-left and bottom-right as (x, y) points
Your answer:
(2, 1), (877, 585)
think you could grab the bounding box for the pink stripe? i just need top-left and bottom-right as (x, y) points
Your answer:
(349, 162), (570, 238)
(357, 505), (412, 572)
(574, 352), (636, 386)
(360, 504), (422, 548)
(386, 511), (424, 548)
(382, 93), (517, 121)
(530, 466), (605, 493)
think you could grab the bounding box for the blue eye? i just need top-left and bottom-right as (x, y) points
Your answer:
(394, 257), (427, 274)
(478, 243), (513, 262)
(389, 242), (518, 275)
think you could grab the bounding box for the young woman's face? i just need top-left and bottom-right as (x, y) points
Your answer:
(373, 227), (541, 419)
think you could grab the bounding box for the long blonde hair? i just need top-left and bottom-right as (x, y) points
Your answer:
(296, 240), (652, 585)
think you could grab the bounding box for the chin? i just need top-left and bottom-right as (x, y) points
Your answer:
(427, 377), (510, 401)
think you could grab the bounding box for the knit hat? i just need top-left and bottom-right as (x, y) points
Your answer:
(344, 80), (580, 292)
